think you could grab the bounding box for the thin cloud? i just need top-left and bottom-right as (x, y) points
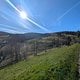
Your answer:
(57, 1), (80, 21)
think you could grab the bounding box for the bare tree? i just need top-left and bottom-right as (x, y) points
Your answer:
(34, 40), (38, 56)
(66, 36), (72, 46)
(23, 44), (28, 60)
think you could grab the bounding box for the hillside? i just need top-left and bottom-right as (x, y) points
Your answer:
(0, 44), (80, 80)
(0, 31), (80, 67)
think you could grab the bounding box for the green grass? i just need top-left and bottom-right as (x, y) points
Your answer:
(0, 44), (80, 80)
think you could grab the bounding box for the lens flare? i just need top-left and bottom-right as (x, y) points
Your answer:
(20, 11), (27, 19)
(6, 0), (49, 32)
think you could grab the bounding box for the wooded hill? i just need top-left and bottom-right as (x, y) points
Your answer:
(0, 31), (80, 67)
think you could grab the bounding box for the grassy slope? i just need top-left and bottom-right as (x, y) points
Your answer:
(0, 44), (80, 80)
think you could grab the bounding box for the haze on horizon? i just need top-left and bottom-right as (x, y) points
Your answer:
(0, 0), (80, 34)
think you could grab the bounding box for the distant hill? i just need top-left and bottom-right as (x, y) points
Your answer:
(0, 31), (10, 36)
(0, 31), (79, 42)
(0, 31), (51, 43)
(0, 31), (80, 67)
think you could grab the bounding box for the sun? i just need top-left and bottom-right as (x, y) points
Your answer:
(19, 11), (27, 19)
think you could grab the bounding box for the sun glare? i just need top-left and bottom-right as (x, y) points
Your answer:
(20, 11), (27, 19)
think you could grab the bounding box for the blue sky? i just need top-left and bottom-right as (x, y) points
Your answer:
(0, 0), (80, 33)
